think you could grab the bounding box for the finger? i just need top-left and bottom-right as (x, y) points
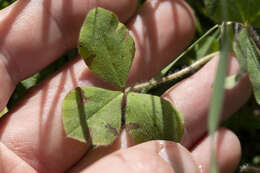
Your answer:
(70, 128), (240, 173)
(163, 55), (252, 148)
(0, 0), (138, 110)
(69, 140), (200, 173)
(127, 0), (195, 84)
(0, 0), (195, 172)
(191, 128), (241, 173)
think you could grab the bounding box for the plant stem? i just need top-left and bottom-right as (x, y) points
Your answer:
(126, 51), (219, 92)
(241, 165), (260, 173)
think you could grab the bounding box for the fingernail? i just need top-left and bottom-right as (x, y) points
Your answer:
(157, 141), (201, 173)
(158, 146), (179, 171)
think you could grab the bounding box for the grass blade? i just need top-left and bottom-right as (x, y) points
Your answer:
(159, 24), (220, 77)
(208, 22), (231, 173)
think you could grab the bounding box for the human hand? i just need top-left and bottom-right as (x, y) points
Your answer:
(0, 0), (251, 173)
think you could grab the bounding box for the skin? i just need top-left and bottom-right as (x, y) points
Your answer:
(0, 0), (252, 172)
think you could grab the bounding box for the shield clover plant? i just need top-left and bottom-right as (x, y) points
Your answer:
(62, 8), (184, 146)
(62, 6), (260, 148)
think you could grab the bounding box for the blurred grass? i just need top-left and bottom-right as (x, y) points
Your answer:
(0, 0), (259, 172)
(0, 0), (15, 9)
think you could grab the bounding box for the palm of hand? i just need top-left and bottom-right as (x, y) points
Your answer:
(0, 0), (250, 173)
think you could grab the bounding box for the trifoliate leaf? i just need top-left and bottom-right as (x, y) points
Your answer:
(204, 0), (260, 27)
(233, 28), (260, 104)
(62, 87), (123, 145)
(79, 8), (135, 88)
(125, 92), (184, 144)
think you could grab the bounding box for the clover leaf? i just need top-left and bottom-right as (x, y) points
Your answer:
(62, 8), (184, 146)
(233, 28), (260, 104)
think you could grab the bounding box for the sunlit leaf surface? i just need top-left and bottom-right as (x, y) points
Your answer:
(62, 87), (123, 145)
(125, 92), (184, 144)
(234, 28), (260, 104)
(79, 8), (135, 88)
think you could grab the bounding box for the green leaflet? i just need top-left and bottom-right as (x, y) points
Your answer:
(205, 0), (260, 27)
(224, 73), (243, 89)
(125, 92), (184, 144)
(79, 8), (135, 88)
(247, 42), (260, 105)
(62, 87), (123, 145)
(0, 107), (8, 118)
(233, 29), (248, 72)
(234, 28), (260, 104)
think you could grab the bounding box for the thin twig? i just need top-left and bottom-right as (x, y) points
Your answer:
(126, 51), (219, 92)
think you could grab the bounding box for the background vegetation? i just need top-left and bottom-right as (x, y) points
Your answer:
(0, 0), (259, 172)
(186, 1), (260, 172)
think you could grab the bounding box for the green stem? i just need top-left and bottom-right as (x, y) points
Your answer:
(126, 51), (219, 92)
(160, 24), (220, 76)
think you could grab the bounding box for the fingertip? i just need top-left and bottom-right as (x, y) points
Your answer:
(216, 128), (241, 173)
(162, 56), (251, 148)
(191, 128), (241, 173)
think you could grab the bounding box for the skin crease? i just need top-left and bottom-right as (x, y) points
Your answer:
(0, 0), (251, 173)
